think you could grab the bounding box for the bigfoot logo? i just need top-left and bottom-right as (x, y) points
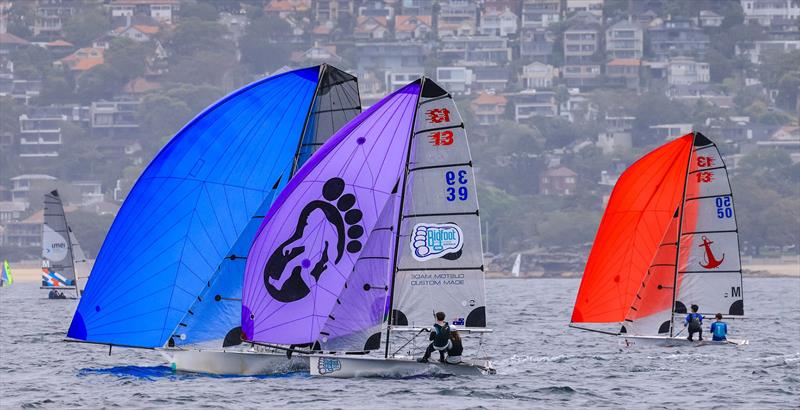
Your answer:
(263, 178), (364, 303)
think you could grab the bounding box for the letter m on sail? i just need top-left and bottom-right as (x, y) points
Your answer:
(731, 286), (741, 298)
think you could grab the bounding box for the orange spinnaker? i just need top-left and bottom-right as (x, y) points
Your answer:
(571, 134), (693, 323)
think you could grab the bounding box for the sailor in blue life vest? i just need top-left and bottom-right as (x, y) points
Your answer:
(684, 304), (704, 341)
(710, 313), (728, 342)
(417, 311), (451, 363)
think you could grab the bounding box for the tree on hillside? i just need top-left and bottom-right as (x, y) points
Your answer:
(137, 94), (193, 152)
(163, 83), (225, 113)
(6, 1), (34, 38)
(165, 50), (236, 86)
(181, 2), (220, 21)
(9, 47), (55, 79)
(239, 15), (292, 74)
(38, 69), (77, 104)
(631, 91), (690, 143)
(65, 211), (116, 257)
(759, 50), (800, 110)
(76, 64), (125, 103)
(536, 210), (601, 248)
(105, 38), (149, 83)
(63, 9), (111, 47)
(166, 18), (232, 57)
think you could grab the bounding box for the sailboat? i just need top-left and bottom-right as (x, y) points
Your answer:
(1, 260), (13, 287)
(570, 132), (747, 347)
(242, 78), (494, 378)
(41, 190), (87, 298)
(66, 65), (361, 375)
(511, 254), (522, 278)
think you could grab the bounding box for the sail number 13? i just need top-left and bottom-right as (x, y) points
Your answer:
(445, 170), (468, 201)
(715, 196), (733, 218)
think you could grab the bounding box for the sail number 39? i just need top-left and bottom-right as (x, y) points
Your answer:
(445, 170), (468, 201)
(715, 196), (733, 219)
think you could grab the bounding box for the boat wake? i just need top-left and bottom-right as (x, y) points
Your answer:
(78, 365), (308, 380)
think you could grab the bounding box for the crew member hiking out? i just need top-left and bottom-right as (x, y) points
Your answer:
(417, 312), (451, 363)
(710, 313), (728, 342)
(446, 328), (463, 364)
(685, 304), (703, 341)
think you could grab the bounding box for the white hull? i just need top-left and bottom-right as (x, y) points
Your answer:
(159, 349), (308, 376)
(619, 335), (749, 347)
(309, 354), (495, 378)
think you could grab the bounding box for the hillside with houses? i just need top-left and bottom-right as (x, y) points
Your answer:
(0, 0), (798, 275)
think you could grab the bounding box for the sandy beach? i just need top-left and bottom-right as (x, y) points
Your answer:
(9, 262), (799, 283)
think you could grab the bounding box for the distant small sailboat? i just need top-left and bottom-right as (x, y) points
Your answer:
(41, 190), (87, 298)
(1, 260), (13, 287)
(570, 132), (747, 346)
(66, 65), (360, 375)
(511, 254), (522, 278)
(241, 78), (494, 377)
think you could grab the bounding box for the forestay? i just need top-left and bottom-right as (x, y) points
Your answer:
(242, 82), (420, 346)
(42, 190), (76, 288)
(391, 80), (487, 330)
(68, 67), (326, 348)
(171, 66), (360, 349)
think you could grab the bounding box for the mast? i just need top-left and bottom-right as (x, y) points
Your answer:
(384, 77), (425, 358)
(668, 131), (696, 337)
(290, 64), (327, 177)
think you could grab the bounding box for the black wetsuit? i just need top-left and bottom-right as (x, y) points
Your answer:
(446, 337), (463, 363)
(421, 323), (451, 362)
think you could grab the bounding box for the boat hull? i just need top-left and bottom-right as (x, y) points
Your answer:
(159, 349), (308, 376)
(619, 335), (749, 347)
(309, 354), (495, 378)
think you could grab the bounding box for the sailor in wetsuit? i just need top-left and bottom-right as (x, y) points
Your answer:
(445, 329), (463, 364)
(684, 304), (703, 341)
(710, 313), (728, 342)
(417, 311), (451, 363)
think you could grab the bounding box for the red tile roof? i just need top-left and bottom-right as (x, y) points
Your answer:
(0, 32), (30, 46)
(472, 92), (507, 106)
(607, 58), (641, 67)
(544, 166), (577, 177)
(395, 15), (432, 32)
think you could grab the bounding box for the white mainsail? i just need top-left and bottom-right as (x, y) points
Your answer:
(511, 254), (521, 277)
(390, 79), (488, 331)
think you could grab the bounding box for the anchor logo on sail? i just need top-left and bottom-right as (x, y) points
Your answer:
(699, 235), (724, 269)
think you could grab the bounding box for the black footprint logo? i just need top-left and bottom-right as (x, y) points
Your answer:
(264, 177), (364, 303)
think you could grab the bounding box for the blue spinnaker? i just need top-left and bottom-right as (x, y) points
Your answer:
(68, 67), (324, 348)
(172, 66), (361, 348)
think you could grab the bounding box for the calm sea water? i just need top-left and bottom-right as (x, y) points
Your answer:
(1, 277), (798, 409)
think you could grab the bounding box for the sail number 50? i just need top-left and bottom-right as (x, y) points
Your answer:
(715, 196), (732, 218)
(445, 170), (468, 201)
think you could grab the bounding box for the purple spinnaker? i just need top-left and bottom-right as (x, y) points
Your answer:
(242, 82), (420, 345)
